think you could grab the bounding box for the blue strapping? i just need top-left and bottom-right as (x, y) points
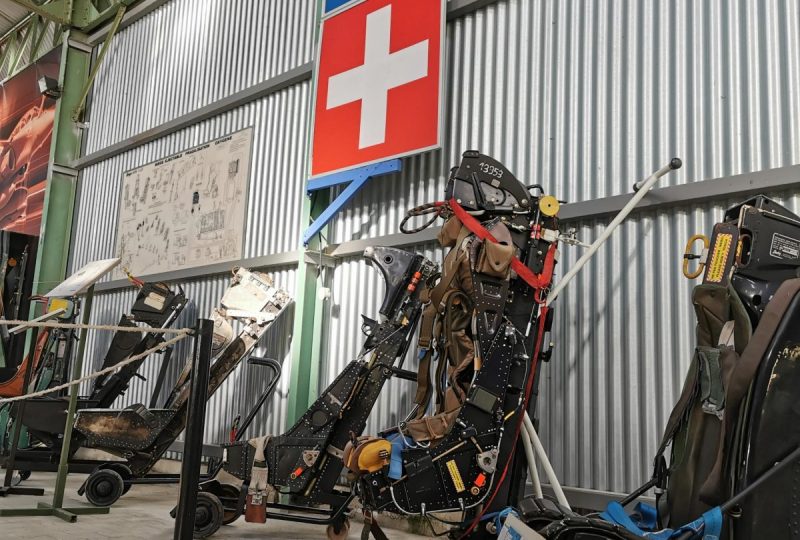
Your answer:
(601, 502), (723, 540)
(387, 433), (404, 480)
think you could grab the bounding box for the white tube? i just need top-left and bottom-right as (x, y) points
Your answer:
(546, 158), (681, 307)
(520, 418), (543, 499)
(524, 412), (571, 510)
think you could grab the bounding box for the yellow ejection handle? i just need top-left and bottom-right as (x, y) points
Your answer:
(683, 234), (709, 279)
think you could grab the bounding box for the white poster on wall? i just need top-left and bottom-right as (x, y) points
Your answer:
(114, 127), (253, 279)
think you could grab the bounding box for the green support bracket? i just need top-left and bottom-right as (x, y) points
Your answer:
(32, 32), (90, 296)
(10, 0), (135, 32)
(285, 0), (330, 427)
(9, 0), (72, 26)
(72, 4), (124, 121)
(286, 191), (331, 425)
(29, 16), (52, 63)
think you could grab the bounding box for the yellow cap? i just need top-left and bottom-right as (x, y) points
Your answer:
(539, 195), (560, 217)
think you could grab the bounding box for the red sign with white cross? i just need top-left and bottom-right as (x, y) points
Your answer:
(310, 0), (444, 178)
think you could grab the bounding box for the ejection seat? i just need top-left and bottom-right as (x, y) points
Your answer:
(523, 196), (800, 540)
(73, 268), (291, 506)
(0, 281), (188, 458)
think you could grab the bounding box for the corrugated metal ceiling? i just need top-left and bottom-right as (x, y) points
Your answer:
(0, 1), (30, 37)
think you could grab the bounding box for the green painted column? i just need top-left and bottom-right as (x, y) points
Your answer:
(286, 191), (330, 425)
(285, 0), (329, 427)
(32, 31), (91, 296)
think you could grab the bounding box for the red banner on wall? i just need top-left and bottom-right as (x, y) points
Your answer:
(0, 47), (61, 236)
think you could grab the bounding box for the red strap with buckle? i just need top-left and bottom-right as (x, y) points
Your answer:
(447, 198), (556, 291)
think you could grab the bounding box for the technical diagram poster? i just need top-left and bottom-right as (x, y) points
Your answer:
(0, 47), (61, 235)
(114, 127), (252, 278)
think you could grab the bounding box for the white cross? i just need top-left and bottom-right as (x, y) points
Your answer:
(326, 5), (429, 149)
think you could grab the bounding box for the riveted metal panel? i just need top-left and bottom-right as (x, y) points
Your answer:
(83, 0), (315, 154)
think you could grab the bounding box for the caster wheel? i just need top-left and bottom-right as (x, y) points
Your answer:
(219, 484), (243, 525)
(18, 470), (31, 481)
(326, 517), (350, 540)
(85, 469), (124, 507)
(107, 464), (133, 495)
(194, 492), (224, 538)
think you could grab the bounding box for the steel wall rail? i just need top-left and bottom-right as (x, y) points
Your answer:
(72, 63), (314, 169)
(72, 0), (513, 169)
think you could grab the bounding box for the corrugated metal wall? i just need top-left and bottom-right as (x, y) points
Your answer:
(322, 0), (800, 494)
(70, 0), (800, 495)
(70, 0), (315, 448)
(330, 0), (800, 243)
(84, 0), (315, 153)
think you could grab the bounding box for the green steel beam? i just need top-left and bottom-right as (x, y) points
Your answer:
(9, 0), (71, 26)
(8, 16), (35, 74)
(286, 191), (330, 425)
(285, 0), (327, 427)
(9, 0), (136, 31)
(72, 4), (124, 121)
(29, 16), (50, 62)
(32, 32), (90, 296)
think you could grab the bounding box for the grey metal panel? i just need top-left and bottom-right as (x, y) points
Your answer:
(83, 0), (315, 154)
(79, 266), (297, 449)
(329, 0), (800, 244)
(70, 80), (310, 276)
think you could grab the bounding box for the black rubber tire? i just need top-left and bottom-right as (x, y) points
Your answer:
(194, 492), (224, 539)
(85, 468), (125, 507)
(18, 470), (31, 481)
(106, 463), (133, 495)
(219, 484), (244, 525)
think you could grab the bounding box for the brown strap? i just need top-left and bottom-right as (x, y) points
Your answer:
(412, 347), (433, 419)
(699, 278), (800, 503)
(361, 509), (390, 540)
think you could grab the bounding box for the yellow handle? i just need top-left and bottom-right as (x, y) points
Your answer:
(683, 234), (709, 279)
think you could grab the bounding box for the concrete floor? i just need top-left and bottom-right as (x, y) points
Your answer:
(0, 471), (428, 539)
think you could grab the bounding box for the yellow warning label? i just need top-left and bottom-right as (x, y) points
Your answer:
(706, 233), (733, 283)
(446, 459), (465, 493)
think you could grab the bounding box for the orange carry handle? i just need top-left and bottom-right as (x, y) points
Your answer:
(683, 234), (709, 279)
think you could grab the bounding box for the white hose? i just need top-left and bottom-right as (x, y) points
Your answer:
(520, 420), (543, 498)
(546, 159), (681, 307)
(524, 412), (570, 509)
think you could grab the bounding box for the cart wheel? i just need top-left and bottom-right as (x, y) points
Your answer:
(107, 463), (133, 495)
(18, 470), (31, 481)
(326, 517), (351, 540)
(219, 484), (244, 525)
(85, 468), (125, 507)
(194, 492), (224, 538)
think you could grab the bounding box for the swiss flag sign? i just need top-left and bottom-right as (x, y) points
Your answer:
(311, 0), (444, 177)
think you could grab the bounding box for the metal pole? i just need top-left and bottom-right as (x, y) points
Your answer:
(546, 158), (682, 307)
(51, 286), (93, 509)
(174, 318), (213, 540)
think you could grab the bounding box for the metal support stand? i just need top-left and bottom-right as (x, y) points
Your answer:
(148, 345), (175, 409)
(301, 159), (402, 245)
(174, 318), (213, 540)
(0, 324), (45, 497)
(0, 286), (109, 521)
